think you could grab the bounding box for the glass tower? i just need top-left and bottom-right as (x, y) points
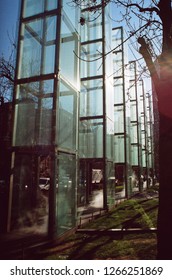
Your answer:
(112, 27), (131, 199)
(8, 0), (80, 237)
(78, 2), (114, 212)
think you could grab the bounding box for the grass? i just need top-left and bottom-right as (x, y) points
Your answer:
(42, 196), (158, 260)
(115, 185), (124, 193)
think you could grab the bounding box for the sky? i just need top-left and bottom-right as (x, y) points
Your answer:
(0, 0), (20, 58)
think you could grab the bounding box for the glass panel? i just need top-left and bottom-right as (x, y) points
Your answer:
(78, 160), (104, 217)
(112, 28), (122, 51)
(115, 164), (126, 199)
(58, 81), (77, 150)
(23, 0), (57, 18)
(56, 153), (76, 235)
(113, 52), (123, 77)
(129, 81), (136, 100)
(78, 160), (87, 207)
(131, 145), (139, 165)
(46, 0), (57, 11)
(142, 151), (146, 168)
(23, 0), (44, 18)
(80, 79), (103, 117)
(114, 106), (124, 133)
(129, 61), (136, 80)
(39, 97), (53, 144)
(79, 119), (103, 158)
(114, 135), (124, 162)
(148, 154), (153, 168)
(81, 12), (102, 42)
(105, 7), (112, 48)
(141, 130), (145, 146)
(114, 81), (124, 104)
(106, 118), (114, 160)
(106, 77), (114, 120)
(11, 154), (49, 234)
(14, 103), (36, 146)
(125, 135), (131, 164)
(43, 16), (57, 74)
(63, 0), (78, 30)
(14, 81), (53, 146)
(106, 161), (115, 207)
(131, 123), (138, 143)
(81, 42), (103, 78)
(130, 101), (137, 121)
(44, 45), (55, 74)
(19, 16), (56, 78)
(60, 15), (79, 87)
(46, 16), (57, 41)
(19, 20), (42, 78)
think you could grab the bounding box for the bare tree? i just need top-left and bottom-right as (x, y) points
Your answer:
(74, 0), (172, 259)
(0, 36), (16, 103)
(0, 56), (15, 103)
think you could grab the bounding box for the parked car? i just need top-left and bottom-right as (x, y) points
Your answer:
(39, 177), (50, 190)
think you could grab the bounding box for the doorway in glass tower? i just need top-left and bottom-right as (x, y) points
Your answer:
(78, 159), (104, 216)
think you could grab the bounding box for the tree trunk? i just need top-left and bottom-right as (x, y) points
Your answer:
(156, 79), (172, 259)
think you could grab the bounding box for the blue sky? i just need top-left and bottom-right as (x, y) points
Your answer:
(0, 0), (20, 58)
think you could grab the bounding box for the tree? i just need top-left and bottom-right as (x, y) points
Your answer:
(114, 0), (172, 260)
(74, 0), (172, 259)
(0, 37), (15, 102)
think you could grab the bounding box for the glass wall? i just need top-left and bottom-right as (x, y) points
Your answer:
(81, 42), (103, 78)
(58, 80), (78, 150)
(14, 80), (54, 146)
(60, 14), (79, 88)
(79, 119), (103, 158)
(18, 16), (56, 78)
(80, 79), (103, 117)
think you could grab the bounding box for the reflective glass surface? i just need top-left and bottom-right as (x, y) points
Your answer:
(23, 0), (57, 18)
(130, 101), (137, 121)
(60, 15), (79, 88)
(114, 106), (124, 133)
(80, 12), (102, 42)
(106, 77), (114, 120)
(56, 153), (76, 235)
(11, 154), (49, 234)
(14, 80), (53, 146)
(80, 79), (103, 117)
(131, 145), (139, 165)
(114, 135), (125, 162)
(57, 80), (77, 150)
(79, 119), (103, 158)
(106, 118), (114, 159)
(131, 123), (138, 143)
(81, 42), (103, 78)
(114, 81), (124, 104)
(18, 16), (56, 78)
(63, 0), (79, 31)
